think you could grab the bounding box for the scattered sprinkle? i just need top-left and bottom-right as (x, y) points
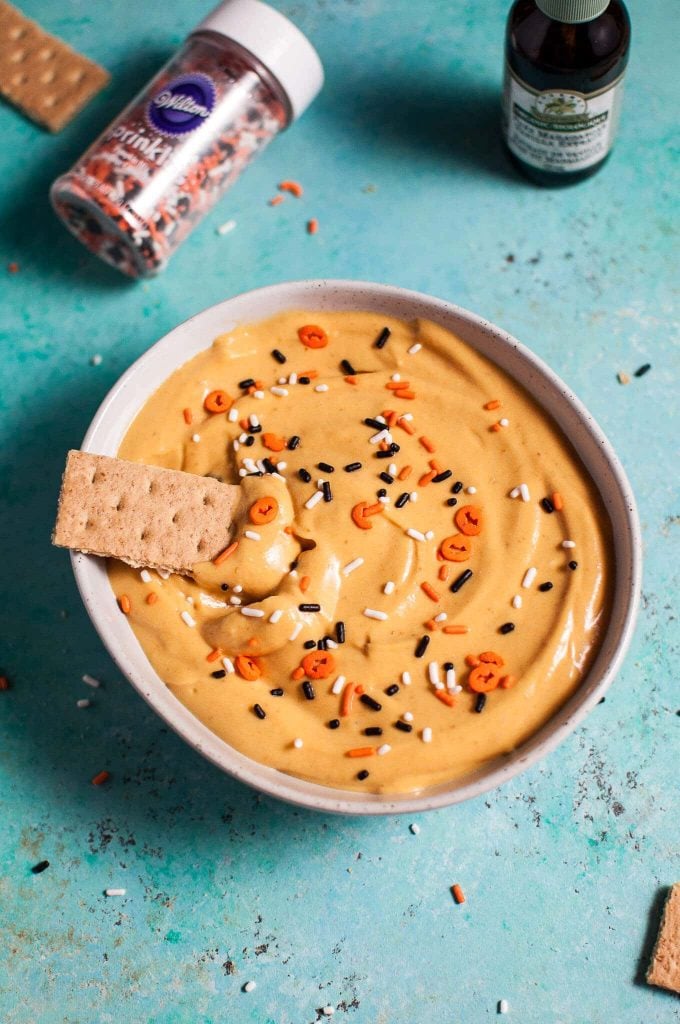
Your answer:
(181, 611), (196, 628)
(364, 608), (388, 621)
(90, 353), (102, 366)
(241, 607), (265, 617)
(634, 363), (651, 377)
(216, 218), (236, 236)
(498, 999), (509, 1014)
(407, 527), (426, 542)
(105, 888), (126, 897)
(82, 674), (101, 689)
(562, 539), (576, 548)
(466, 486), (477, 494)
(322, 1006), (335, 1016)
(499, 622), (515, 634)
(244, 530), (261, 541)
(617, 371), (630, 385)
(269, 609), (283, 624)
(520, 483), (531, 502)
(451, 884), (466, 905)
(512, 594), (523, 609)
(343, 557), (364, 576)
(522, 567), (537, 589)
(191, 433), (201, 443)
(31, 860), (50, 874)
(407, 343), (422, 355)
(421, 727), (433, 743)
(383, 580), (396, 595)
(253, 703), (266, 719)
(293, 737), (304, 749)
(243, 980), (257, 993)
(305, 490), (324, 510)
(376, 743), (392, 756)
(307, 218), (319, 235)
(409, 823), (420, 835)
(375, 327), (391, 349)
(76, 699), (91, 709)
(91, 770), (110, 786)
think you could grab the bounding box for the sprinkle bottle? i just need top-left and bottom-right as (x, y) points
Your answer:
(50, 0), (323, 277)
(502, 0), (631, 185)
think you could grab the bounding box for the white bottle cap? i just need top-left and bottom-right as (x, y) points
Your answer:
(193, 0), (324, 121)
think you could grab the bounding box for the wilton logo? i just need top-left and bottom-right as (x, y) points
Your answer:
(148, 73), (216, 136)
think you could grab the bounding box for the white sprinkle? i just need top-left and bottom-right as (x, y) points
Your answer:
(409, 491), (418, 502)
(315, 383), (329, 393)
(228, 407), (239, 422)
(520, 483), (531, 502)
(425, 529), (435, 541)
(331, 675), (346, 695)
(233, 440), (241, 452)
(466, 485), (477, 494)
(244, 530), (261, 541)
(522, 566), (537, 589)
(90, 353), (103, 366)
(256, 460), (267, 473)
(216, 218), (236, 235)
(407, 343), (422, 355)
(409, 823), (420, 835)
(186, 596), (194, 605)
(272, 472), (286, 482)
(277, 461), (287, 470)
(370, 428), (391, 444)
(105, 888), (126, 897)
(326, 638), (338, 649)
(498, 999), (509, 1014)
(76, 699), (91, 709)
(82, 674), (101, 689)
(316, 478), (328, 489)
(157, 569), (171, 579)
(238, 468), (247, 477)
(270, 386), (288, 397)
(233, 585), (243, 593)
(181, 611), (196, 628)
(434, 612), (447, 622)
(239, 432), (249, 443)
(140, 569), (152, 584)
(243, 981), (256, 993)
(378, 495), (390, 504)
(391, 373), (401, 382)
(401, 412), (414, 421)
(229, 596), (242, 606)
(509, 486), (521, 499)
(289, 622), (303, 641)
(191, 433), (201, 443)
(293, 738), (304, 749)
(375, 415), (387, 424)
(268, 609), (283, 624)
(243, 458), (258, 472)
(445, 666), (457, 690)
(364, 608), (388, 620)
(422, 727), (433, 743)
(222, 657), (235, 674)
(407, 528), (426, 541)
(253, 390), (265, 399)
(241, 607), (265, 618)
(343, 557), (364, 576)
(383, 580), (395, 595)
(376, 743), (391, 756)
(499, 418), (509, 427)
(402, 671), (412, 686)
(428, 661), (440, 687)
(562, 539), (576, 548)
(249, 414), (259, 427)
(322, 1007), (335, 1017)
(278, 376), (287, 385)
(305, 490), (324, 510)
(288, 372), (298, 385)
(512, 594), (523, 609)
(388, 462), (397, 477)
(403, 711), (414, 722)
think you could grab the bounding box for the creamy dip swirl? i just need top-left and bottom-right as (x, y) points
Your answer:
(109, 311), (611, 794)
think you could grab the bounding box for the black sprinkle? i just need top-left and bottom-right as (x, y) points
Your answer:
(385, 684), (399, 696)
(450, 570), (473, 593)
(475, 693), (487, 713)
(298, 468), (312, 483)
(357, 769), (370, 780)
(220, 583), (229, 591)
(452, 481), (463, 494)
(375, 327), (391, 349)
(270, 688), (284, 696)
(538, 582), (554, 592)
(246, 471), (263, 476)
(389, 442), (400, 453)
(364, 726), (383, 736)
(447, 497), (458, 507)
(443, 662), (454, 671)
(317, 638), (328, 650)
(377, 488), (387, 498)
(344, 462), (362, 472)
(303, 639), (316, 649)
(598, 697), (606, 705)
(415, 635), (430, 658)
(262, 457), (277, 474)
(364, 417), (386, 430)
(243, 435), (255, 447)
(302, 681), (315, 700)
(432, 470), (453, 483)
(499, 622), (515, 634)
(336, 621), (346, 644)
(287, 435), (301, 450)
(298, 376), (311, 385)
(541, 497), (555, 514)
(379, 472), (394, 485)
(31, 860), (50, 874)
(318, 462), (335, 473)
(375, 450), (394, 459)
(322, 481), (333, 503)
(328, 719), (341, 729)
(272, 348), (287, 364)
(360, 694), (382, 711)
(634, 363), (651, 377)
(290, 559), (299, 571)
(299, 603), (321, 612)
(238, 378), (255, 389)
(395, 492), (410, 508)
(340, 359), (357, 375)
(211, 669), (226, 679)
(253, 703), (266, 719)
(395, 720), (413, 732)
(248, 423), (262, 434)
(569, 560), (579, 570)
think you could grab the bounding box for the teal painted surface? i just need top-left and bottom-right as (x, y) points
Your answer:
(0, 0), (678, 1020)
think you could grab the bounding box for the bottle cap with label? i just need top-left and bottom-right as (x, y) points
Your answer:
(535, 0), (610, 23)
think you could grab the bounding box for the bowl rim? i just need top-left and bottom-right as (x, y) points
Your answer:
(72, 278), (642, 815)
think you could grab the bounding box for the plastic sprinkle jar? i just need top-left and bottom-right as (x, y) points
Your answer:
(50, 0), (323, 278)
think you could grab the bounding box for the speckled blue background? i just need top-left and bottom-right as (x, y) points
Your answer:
(0, 1), (678, 1021)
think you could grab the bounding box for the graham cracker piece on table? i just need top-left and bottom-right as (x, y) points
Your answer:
(0, 1), (109, 132)
(53, 451), (241, 574)
(647, 883), (680, 994)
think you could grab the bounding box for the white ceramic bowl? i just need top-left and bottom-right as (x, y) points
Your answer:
(73, 280), (641, 814)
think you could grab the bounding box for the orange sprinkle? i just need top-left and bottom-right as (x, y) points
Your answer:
(500, 674), (517, 689)
(435, 691), (456, 707)
(292, 666), (305, 681)
(344, 375), (358, 385)
(418, 470), (437, 487)
(355, 684), (365, 696)
(341, 682), (356, 717)
(490, 423), (502, 432)
(451, 884), (466, 905)
(398, 465), (413, 481)
(438, 565), (450, 582)
(421, 582), (440, 602)
(386, 380), (410, 390)
(206, 648), (222, 663)
(0, 676), (9, 690)
(262, 432), (286, 452)
(552, 492), (564, 511)
(299, 575), (311, 592)
(428, 459), (443, 473)
(7, 262), (19, 274)
(443, 624), (469, 635)
(346, 747), (375, 758)
(240, 417), (250, 431)
(300, 369), (319, 379)
(397, 417), (416, 434)
(484, 399), (501, 411)
(247, 638), (259, 648)
(268, 195), (284, 206)
(145, 592), (158, 606)
(307, 218), (318, 235)
(118, 595), (131, 615)
(379, 440), (389, 451)
(425, 618), (439, 631)
(419, 436), (436, 453)
(394, 389), (416, 399)
(465, 654), (480, 668)
(182, 407), (193, 425)
(383, 410), (398, 427)
(91, 770), (110, 786)
(279, 179), (303, 197)
(284, 525), (294, 535)
(213, 540), (239, 565)
(247, 385), (257, 395)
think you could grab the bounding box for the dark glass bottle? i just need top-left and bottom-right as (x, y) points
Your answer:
(502, 0), (631, 186)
